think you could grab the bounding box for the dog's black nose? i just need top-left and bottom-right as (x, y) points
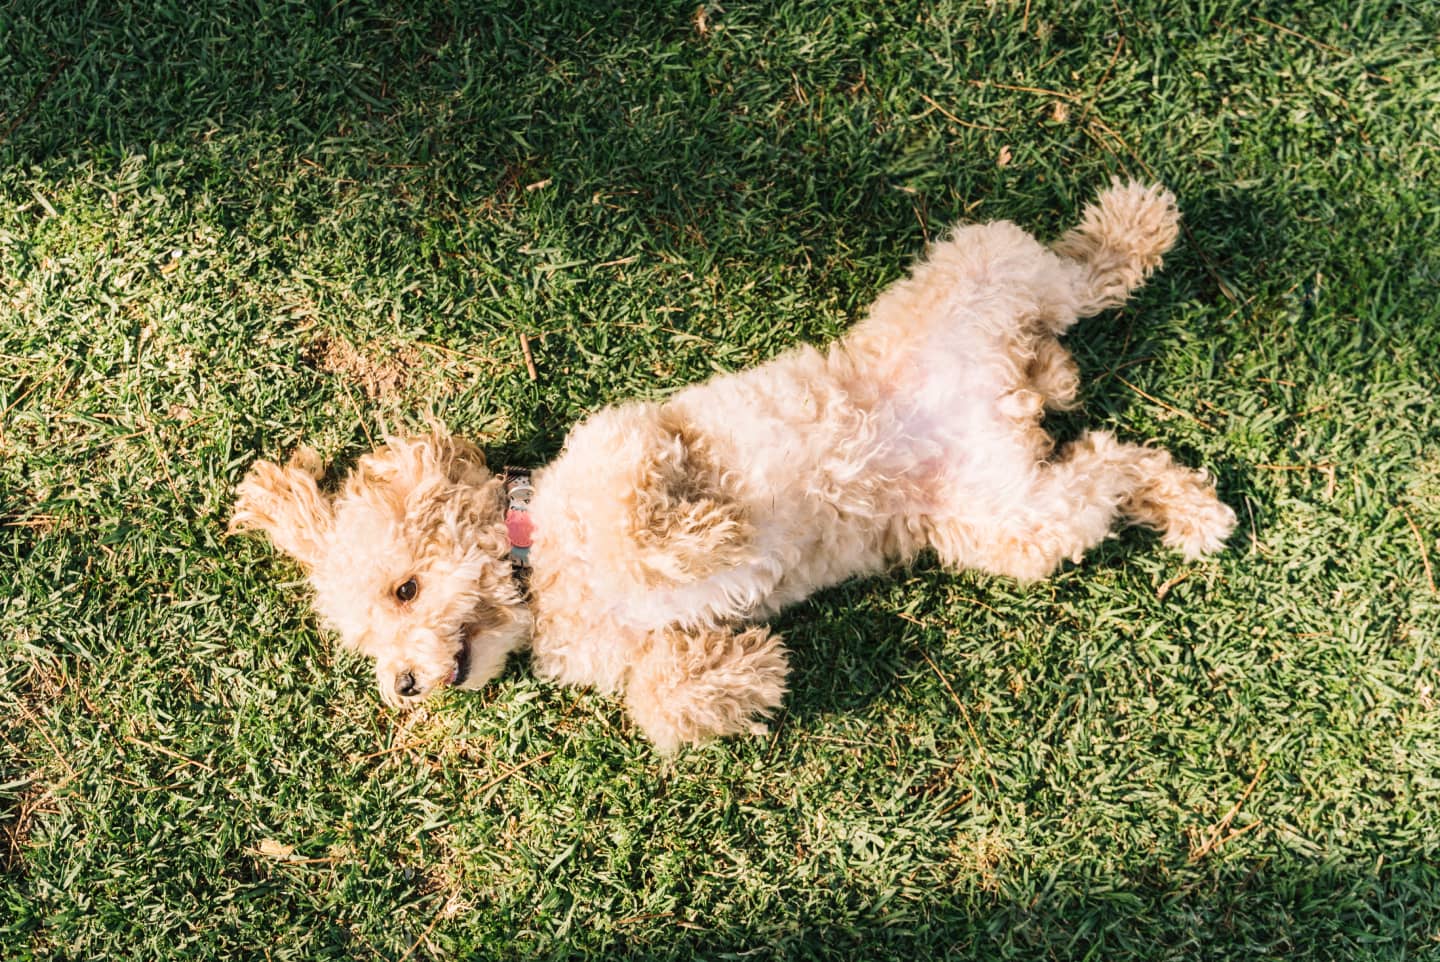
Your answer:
(394, 671), (421, 698)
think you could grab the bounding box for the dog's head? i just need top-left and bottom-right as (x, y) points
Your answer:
(230, 426), (531, 705)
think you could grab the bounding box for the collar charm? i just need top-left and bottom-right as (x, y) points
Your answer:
(503, 467), (534, 569)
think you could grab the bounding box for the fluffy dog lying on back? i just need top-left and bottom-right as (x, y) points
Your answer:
(232, 181), (1235, 751)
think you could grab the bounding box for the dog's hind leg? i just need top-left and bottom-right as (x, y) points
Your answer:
(929, 430), (1235, 581)
(624, 624), (790, 753)
(1051, 180), (1182, 321)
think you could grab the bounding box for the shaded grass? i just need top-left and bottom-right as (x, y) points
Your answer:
(3, 0), (1439, 959)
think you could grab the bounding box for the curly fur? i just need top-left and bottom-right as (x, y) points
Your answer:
(233, 181), (1235, 750)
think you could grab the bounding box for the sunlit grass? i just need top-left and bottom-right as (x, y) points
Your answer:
(2, 1), (1438, 959)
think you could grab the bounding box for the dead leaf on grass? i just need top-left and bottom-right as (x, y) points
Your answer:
(253, 838), (296, 859)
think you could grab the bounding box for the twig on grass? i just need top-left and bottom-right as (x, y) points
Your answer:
(125, 736), (215, 773)
(1156, 570), (1190, 601)
(2, 513), (58, 529)
(339, 381), (374, 448)
(1190, 760), (1268, 860)
(1243, 496), (1265, 555)
(918, 93), (1007, 133)
(615, 911), (676, 926)
(1403, 509), (1436, 594)
(968, 79), (1080, 101)
(14, 697), (80, 788)
(1084, 116), (1154, 177)
(140, 417), (182, 504)
(1250, 15), (1391, 83)
(935, 790), (974, 819)
(1088, 34), (1126, 107)
(919, 650), (999, 793)
(1251, 15), (1350, 55)
(519, 333), (538, 381)
(763, 708), (789, 765)
(398, 896), (453, 962)
(473, 750), (556, 798)
(0, 358), (66, 446)
(0, 57), (70, 146)
(1256, 462), (1337, 499)
(1112, 373), (1215, 430)
(351, 740), (431, 763)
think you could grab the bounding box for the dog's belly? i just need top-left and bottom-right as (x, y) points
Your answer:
(610, 349), (1021, 632)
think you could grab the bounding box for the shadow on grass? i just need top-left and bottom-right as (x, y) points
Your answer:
(601, 854), (1438, 961)
(1068, 183), (1303, 420)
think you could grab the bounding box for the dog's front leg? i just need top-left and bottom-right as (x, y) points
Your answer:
(623, 623), (790, 753)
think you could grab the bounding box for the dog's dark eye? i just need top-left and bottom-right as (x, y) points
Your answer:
(395, 578), (418, 603)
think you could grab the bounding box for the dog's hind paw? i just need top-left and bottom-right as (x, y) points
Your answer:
(1163, 496), (1238, 560)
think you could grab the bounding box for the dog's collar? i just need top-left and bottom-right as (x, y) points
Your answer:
(503, 467), (534, 573)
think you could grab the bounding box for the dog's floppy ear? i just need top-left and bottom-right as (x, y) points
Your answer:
(425, 420), (490, 487)
(358, 421), (493, 494)
(229, 447), (334, 568)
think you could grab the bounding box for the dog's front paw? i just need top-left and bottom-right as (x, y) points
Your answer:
(626, 625), (790, 753)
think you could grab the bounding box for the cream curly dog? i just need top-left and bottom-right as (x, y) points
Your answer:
(233, 181), (1235, 751)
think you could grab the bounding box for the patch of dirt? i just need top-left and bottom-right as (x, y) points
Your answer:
(947, 829), (1013, 892)
(417, 827), (476, 920)
(303, 333), (424, 403)
(0, 779), (48, 876)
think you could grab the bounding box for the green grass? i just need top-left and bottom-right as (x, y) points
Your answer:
(3, 0), (1439, 958)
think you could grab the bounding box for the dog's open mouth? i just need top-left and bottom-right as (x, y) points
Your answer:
(450, 619), (487, 687)
(448, 641), (472, 687)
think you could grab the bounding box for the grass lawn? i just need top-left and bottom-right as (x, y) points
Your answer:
(3, 1), (1439, 958)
